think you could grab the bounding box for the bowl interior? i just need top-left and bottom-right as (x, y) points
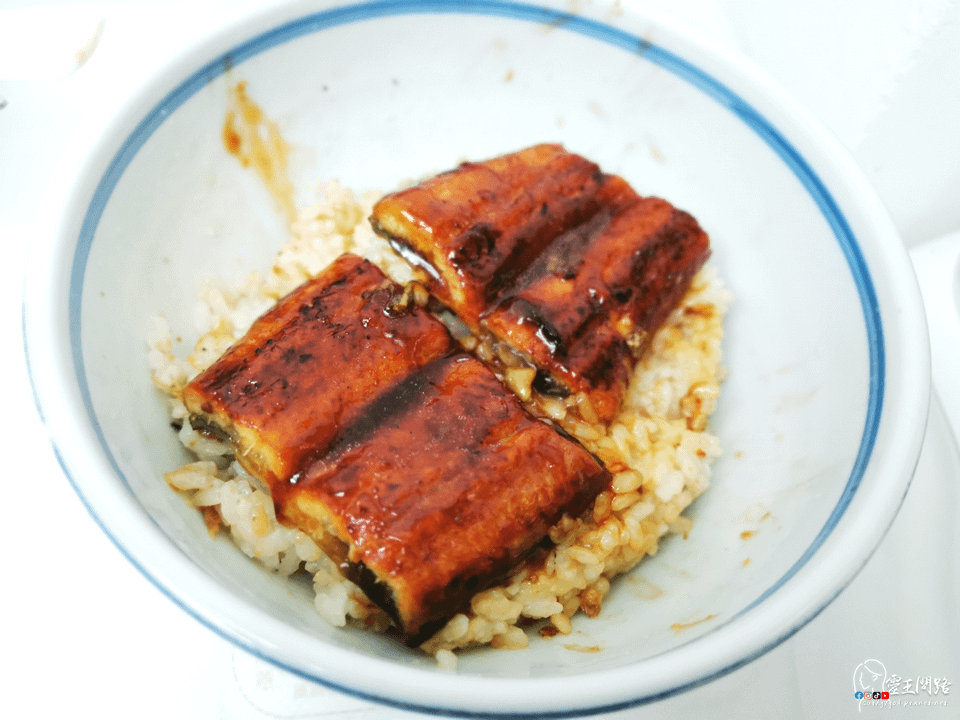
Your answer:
(39, 0), (922, 714)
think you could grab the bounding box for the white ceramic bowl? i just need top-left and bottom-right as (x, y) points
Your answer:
(23, 1), (930, 715)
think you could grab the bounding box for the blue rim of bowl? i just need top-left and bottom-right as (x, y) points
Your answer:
(32, 0), (884, 717)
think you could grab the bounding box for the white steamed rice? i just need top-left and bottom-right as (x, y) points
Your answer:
(148, 180), (731, 665)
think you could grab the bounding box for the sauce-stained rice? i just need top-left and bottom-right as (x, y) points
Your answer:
(148, 181), (730, 664)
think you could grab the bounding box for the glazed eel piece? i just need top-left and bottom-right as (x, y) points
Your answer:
(181, 254), (453, 486)
(369, 144), (711, 422)
(282, 352), (610, 645)
(181, 253), (610, 644)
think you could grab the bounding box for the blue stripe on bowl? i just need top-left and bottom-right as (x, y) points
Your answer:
(51, 1), (884, 716)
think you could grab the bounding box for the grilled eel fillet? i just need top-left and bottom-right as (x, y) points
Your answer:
(181, 254), (453, 486)
(283, 352), (610, 645)
(369, 143), (711, 422)
(181, 253), (610, 644)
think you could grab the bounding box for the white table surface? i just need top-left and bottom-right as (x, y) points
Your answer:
(2, 1), (959, 717)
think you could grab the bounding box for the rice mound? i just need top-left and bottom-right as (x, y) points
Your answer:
(149, 181), (731, 665)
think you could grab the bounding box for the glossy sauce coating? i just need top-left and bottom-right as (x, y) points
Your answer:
(281, 353), (611, 643)
(369, 144), (609, 327)
(181, 255), (610, 644)
(369, 144), (711, 422)
(181, 254), (453, 487)
(484, 189), (711, 421)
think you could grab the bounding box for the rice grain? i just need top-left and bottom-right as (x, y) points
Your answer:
(149, 181), (730, 663)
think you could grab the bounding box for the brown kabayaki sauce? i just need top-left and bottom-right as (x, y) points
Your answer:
(221, 80), (297, 224)
(483, 190), (710, 421)
(369, 144), (612, 328)
(280, 353), (610, 644)
(181, 254), (453, 488)
(369, 144), (711, 423)
(181, 253), (610, 644)
(181, 143), (711, 646)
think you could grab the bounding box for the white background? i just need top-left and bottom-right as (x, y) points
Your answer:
(1, 1), (958, 717)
